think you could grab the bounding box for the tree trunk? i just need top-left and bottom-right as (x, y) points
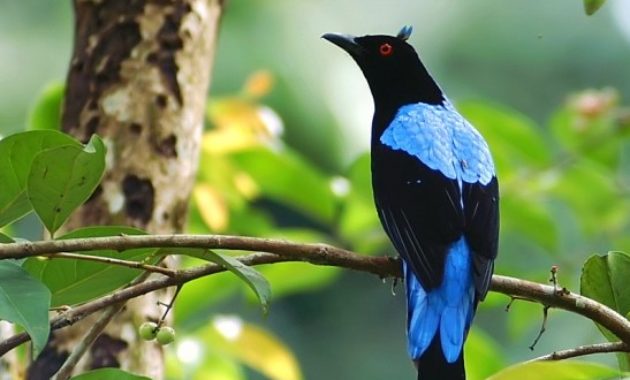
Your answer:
(27, 0), (223, 378)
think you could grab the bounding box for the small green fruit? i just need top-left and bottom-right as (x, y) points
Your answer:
(156, 326), (176, 345)
(139, 322), (158, 341)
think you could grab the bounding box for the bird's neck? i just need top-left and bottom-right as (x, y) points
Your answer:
(369, 69), (445, 139)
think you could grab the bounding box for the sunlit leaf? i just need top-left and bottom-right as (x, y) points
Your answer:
(27, 135), (106, 235)
(206, 97), (282, 150)
(194, 184), (230, 232)
(23, 226), (155, 306)
(584, 0), (607, 15)
(0, 130), (80, 227)
(69, 368), (151, 380)
(581, 251), (630, 370)
(28, 81), (64, 131)
(488, 361), (620, 380)
(0, 261), (51, 358)
(202, 316), (302, 380)
(202, 126), (261, 154)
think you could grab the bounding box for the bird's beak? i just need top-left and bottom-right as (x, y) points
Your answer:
(322, 33), (364, 57)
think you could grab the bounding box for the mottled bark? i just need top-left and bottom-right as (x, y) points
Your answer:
(27, 0), (223, 378)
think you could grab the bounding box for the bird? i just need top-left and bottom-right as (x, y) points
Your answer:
(323, 26), (499, 379)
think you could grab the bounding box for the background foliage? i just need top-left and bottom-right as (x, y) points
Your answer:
(1, 1), (630, 379)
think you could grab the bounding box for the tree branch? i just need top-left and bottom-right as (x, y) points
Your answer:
(528, 342), (630, 362)
(0, 234), (629, 358)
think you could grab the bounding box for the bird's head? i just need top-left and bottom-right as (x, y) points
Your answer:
(323, 26), (444, 111)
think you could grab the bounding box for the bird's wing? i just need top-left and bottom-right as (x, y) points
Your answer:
(374, 102), (498, 295)
(373, 144), (464, 290)
(462, 178), (499, 299)
(452, 115), (499, 299)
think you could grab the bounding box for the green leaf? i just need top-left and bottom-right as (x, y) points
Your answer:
(0, 130), (80, 226)
(581, 252), (630, 317)
(69, 368), (151, 380)
(550, 161), (624, 234)
(230, 147), (336, 223)
(464, 329), (505, 380)
(0, 261), (51, 358)
(581, 251), (630, 370)
(23, 226), (156, 306)
(500, 194), (557, 250)
(27, 134), (106, 235)
(174, 248), (271, 314)
(0, 232), (14, 243)
(175, 271), (240, 322)
(255, 229), (340, 298)
(584, 0), (607, 15)
(28, 82), (65, 131)
(488, 361), (620, 380)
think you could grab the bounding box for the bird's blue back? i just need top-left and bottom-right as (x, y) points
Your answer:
(381, 101), (494, 186)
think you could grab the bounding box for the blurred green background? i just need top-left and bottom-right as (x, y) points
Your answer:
(2, 1), (630, 379)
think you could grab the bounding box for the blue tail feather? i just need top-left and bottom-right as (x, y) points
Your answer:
(404, 236), (476, 363)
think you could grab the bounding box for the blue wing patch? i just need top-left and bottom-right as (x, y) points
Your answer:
(380, 101), (494, 186)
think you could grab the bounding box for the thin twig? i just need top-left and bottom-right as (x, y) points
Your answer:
(528, 342), (630, 362)
(45, 252), (176, 277)
(529, 305), (550, 350)
(505, 295), (531, 312)
(52, 302), (125, 380)
(156, 285), (182, 327)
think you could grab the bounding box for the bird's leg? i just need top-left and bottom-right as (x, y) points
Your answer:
(391, 277), (399, 296)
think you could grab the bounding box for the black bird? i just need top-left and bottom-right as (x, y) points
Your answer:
(323, 26), (499, 380)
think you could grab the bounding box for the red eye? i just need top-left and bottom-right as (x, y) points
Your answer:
(379, 43), (393, 56)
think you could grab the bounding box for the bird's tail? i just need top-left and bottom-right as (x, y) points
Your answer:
(403, 237), (475, 380)
(414, 333), (465, 380)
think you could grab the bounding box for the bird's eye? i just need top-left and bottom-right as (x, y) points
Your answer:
(379, 43), (393, 56)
